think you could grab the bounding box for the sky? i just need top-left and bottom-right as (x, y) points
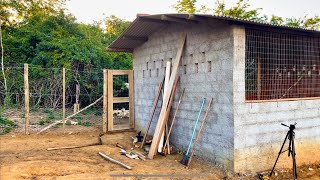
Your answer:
(65, 0), (320, 24)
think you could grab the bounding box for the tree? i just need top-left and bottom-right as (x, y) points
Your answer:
(173, 0), (320, 31)
(214, 0), (267, 22)
(0, 19), (7, 98)
(174, 0), (197, 14)
(105, 15), (131, 38)
(0, 0), (66, 27)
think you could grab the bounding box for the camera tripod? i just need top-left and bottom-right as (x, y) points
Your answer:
(270, 123), (297, 180)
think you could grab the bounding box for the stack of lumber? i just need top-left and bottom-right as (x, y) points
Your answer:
(148, 33), (187, 159)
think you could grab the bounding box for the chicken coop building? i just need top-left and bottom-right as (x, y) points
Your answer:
(108, 14), (320, 172)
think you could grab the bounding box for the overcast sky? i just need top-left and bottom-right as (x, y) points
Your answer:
(66, 0), (320, 24)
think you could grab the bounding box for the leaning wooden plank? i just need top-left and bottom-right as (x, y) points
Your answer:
(148, 33), (186, 159)
(163, 88), (185, 153)
(140, 78), (165, 148)
(187, 98), (213, 168)
(98, 152), (132, 170)
(37, 96), (103, 134)
(158, 77), (180, 154)
(158, 62), (171, 153)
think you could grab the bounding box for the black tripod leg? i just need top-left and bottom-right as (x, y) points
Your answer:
(291, 137), (297, 179)
(269, 132), (289, 177)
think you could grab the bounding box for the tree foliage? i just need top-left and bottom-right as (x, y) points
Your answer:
(173, 0), (320, 30)
(174, 0), (197, 14)
(0, 1), (132, 107)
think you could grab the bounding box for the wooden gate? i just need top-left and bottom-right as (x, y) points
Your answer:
(103, 70), (134, 132)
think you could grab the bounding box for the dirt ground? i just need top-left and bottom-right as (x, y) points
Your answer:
(1, 130), (320, 180)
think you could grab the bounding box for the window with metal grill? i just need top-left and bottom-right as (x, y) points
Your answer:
(245, 28), (320, 101)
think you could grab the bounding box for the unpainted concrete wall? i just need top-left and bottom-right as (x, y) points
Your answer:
(232, 25), (320, 173)
(133, 20), (235, 169)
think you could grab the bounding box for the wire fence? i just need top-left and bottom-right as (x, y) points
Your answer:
(0, 65), (104, 135)
(245, 28), (320, 101)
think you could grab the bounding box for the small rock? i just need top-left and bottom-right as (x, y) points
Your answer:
(11, 135), (16, 137)
(274, 171), (278, 176)
(68, 132), (73, 135)
(308, 167), (313, 171)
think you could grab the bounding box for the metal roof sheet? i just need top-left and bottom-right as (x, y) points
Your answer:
(107, 13), (320, 52)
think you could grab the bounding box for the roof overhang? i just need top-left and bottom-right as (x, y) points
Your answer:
(107, 13), (320, 53)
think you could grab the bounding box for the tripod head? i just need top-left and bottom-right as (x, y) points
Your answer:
(281, 122), (297, 131)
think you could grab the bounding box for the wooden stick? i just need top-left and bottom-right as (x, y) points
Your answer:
(62, 67), (66, 133)
(140, 78), (164, 148)
(134, 151), (147, 161)
(103, 69), (107, 133)
(163, 88), (185, 153)
(24, 63), (29, 135)
(37, 96), (103, 134)
(148, 33), (186, 159)
(165, 123), (170, 154)
(47, 142), (99, 151)
(98, 152), (132, 170)
(187, 98), (213, 168)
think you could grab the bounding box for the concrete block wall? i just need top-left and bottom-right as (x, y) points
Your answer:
(232, 25), (320, 173)
(133, 20), (235, 169)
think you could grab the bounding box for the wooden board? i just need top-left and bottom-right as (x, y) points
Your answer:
(159, 61), (171, 152)
(148, 33), (186, 159)
(113, 97), (130, 103)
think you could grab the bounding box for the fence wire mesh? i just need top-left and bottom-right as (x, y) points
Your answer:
(245, 28), (320, 101)
(0, 65), (104, 135)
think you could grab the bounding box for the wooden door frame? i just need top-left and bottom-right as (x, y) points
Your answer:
(104, 70), (134, 131)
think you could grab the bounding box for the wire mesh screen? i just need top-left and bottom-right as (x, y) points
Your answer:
(0, 65), (104, 135)
(28, 67), (63, 133)
(113, 102), (130, 126)
(65, 69), (104, 133)
(113, 75), (130, 127)
(0, 67), (24, 134)
(245, 28), (320, 101)
(113, 75), (129, 97)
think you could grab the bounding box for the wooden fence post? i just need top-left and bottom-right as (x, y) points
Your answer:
(24, 64), (29, 134)
(103, 69), (107, 133)
(107, 70), (113, 131)
(62, 67), (66, 133)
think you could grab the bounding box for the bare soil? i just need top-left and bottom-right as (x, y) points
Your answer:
(0, 130), (319, 180)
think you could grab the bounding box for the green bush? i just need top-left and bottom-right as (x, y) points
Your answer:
(0, 115), (17, 135)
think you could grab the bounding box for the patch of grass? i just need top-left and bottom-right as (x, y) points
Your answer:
(0, 115), (17, 135)
(30, 107), (39, 112)
(83, 108), (95, 115)
(94, 111), (102, 116)
(3, 126), (12, 134)
(38, 117), (52, 125)
(81, 121), (92, 127)
(43, 108), (53, 114)
(20, 113), (25, 118)
(71, 114), (83, 120)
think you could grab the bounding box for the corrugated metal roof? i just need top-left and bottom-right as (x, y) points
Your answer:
(107, 13), (320, 52)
